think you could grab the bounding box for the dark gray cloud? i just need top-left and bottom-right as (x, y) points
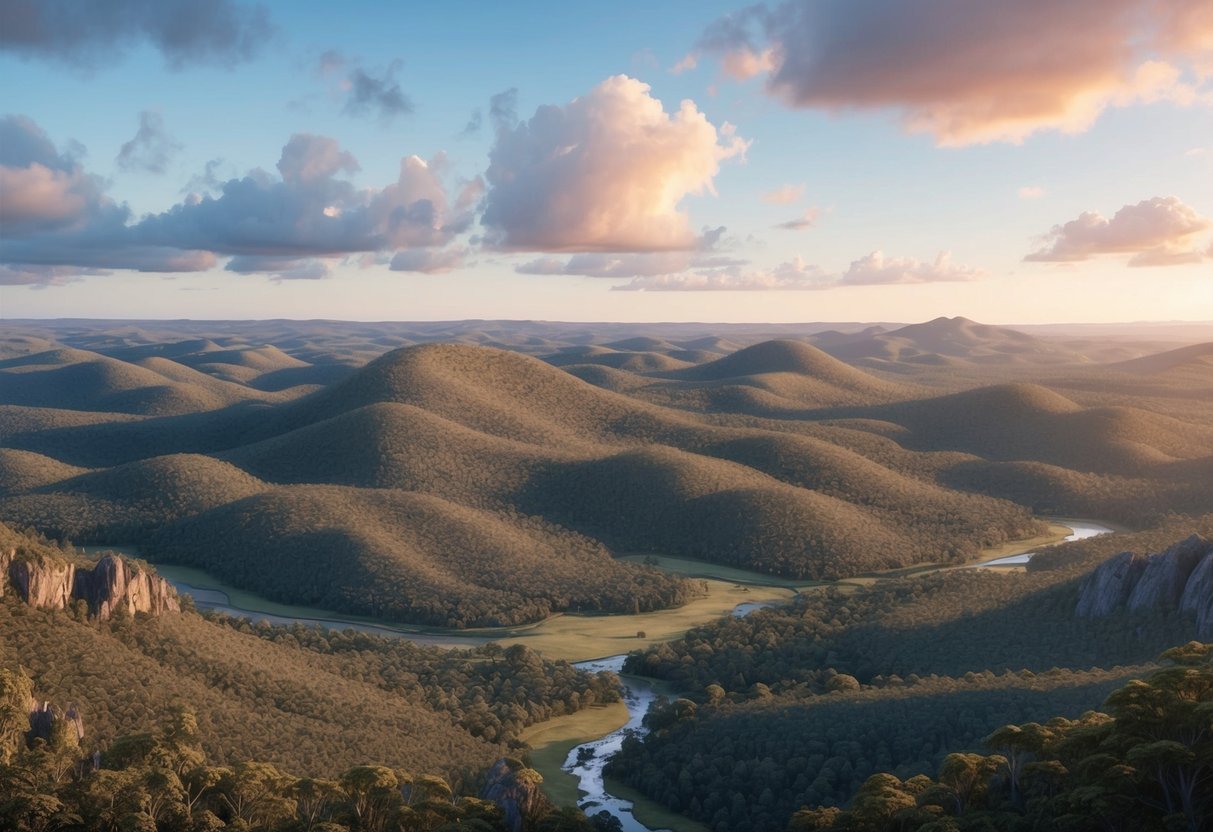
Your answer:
(116, 111), (183, 174)
(225, 255), (329, 280)
(489, 88), (519, 133)
(343, 63), (413, 122)
(389, 247), (468, 273)
(0, 0), (273, 70)
(460, 88), (518, 138)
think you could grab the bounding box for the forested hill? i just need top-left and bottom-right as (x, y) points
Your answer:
(609, 520), (1213, 830)
(0, 524), (622, 786)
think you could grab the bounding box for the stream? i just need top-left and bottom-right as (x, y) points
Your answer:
(80, 517), (1117, 832)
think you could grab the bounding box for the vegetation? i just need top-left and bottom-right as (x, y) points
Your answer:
(607, 523), (1213, 829)
(788, 643), (1213, 832)
(0, 678), (624, 831)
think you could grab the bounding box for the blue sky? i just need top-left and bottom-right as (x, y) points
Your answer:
(1, 0), (1210, 322)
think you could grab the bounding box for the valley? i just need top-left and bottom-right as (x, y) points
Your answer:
(2, 317), (1212, 832)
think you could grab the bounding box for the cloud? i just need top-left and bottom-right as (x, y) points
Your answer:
(0, 263), (100, 286)
(615, 257), (827, 291)
(695, 0), (1213, 145)
(614, 249), (984, 291)
(317, 51), (413, 123)
(670, 53), (699, 74)
(0, 114), (106, 234)
(1026, 196), (1212, 265)
(0, 0), (272, 70)
(481, 75), (748, 252)
(513, 227), (741, 277)
(489, 88), (519, 133)
(344, 63), (413, 122)
(1018, 185), (1046, 199)
(773, 208), (819, 230)
(762, 183), (804, 204)
(838, 250), (984, 285)
(388, 246), (468, 273)
(116, 111), (182, 174)
(0, 119), (472, 282)
(225, 255), (329, 280)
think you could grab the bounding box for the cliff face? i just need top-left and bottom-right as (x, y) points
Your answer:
(1075, 551), (1147, 618)
(0, 548), (179, 620)
(1076, 534), (1213, 637)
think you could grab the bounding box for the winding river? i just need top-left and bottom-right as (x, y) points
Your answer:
(83, 517), (1117, 832)
(966, 519), (1115, 568)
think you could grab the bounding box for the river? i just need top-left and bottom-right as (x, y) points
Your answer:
(966, 519), (1115, 567)
(80, 518), (1116, 832)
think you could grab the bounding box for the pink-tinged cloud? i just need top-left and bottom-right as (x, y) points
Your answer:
(670, 53), (699, 75)
(840, 250), (984, 285)
(1, 120), (471, 282)
(697, 0), (1213, 145)
(1026, 196), (1212, 265)
(761, 183), (804, 204)
(0, 115), (104, 233)
(1018, 185), (1046, 199)
(614, 249), (984, 291)
(774, 208), (819, 231)
(482, 75), (748, 252)
(614, 257), (827, 291)
(514, 228), (740, 277)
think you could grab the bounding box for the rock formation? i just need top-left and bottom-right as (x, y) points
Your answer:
(1076, 534), (1213, 637)
(0, 548), (179, 620)
(1127, 535), (1209, 611)
(1075, 551), (1146, 617)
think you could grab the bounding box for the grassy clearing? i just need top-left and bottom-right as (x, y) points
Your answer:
(602, 776), (710, 832)
(519, 702), (630, 807)
(496, 580), (794, 663)
(617, 552), (817, 589)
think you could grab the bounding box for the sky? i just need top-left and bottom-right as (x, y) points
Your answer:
(0, 0), (1211, 324)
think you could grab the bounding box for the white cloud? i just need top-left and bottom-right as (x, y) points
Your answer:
(481, 75), (748, 252)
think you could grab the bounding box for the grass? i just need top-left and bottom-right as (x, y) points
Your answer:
(602, 776), (710, 832)
(616, 552), (818, 588)
(519, 702), (630, 807)
(136, 558), (791, 662)
(495, 579), (794, 663)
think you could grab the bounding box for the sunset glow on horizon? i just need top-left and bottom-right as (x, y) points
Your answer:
(1, 0), (1210, 323)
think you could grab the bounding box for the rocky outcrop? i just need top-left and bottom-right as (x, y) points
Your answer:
(0, 547), (178, 620)
(1181, 550), (1213, 639)
(1076, 535), (1213, 635)
(75, 555), (179, 619)
(1127, 534), (1209, 611)
(27, 701), (84, 747)
(1075, 551), (1146, 617)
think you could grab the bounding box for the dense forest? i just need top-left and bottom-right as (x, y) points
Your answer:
(607, 522), (1213, 830)
(0, 525), (624, 783)
(0, 671), (623, 831)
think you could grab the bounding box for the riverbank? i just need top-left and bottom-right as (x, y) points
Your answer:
(520, 702), (631, 807)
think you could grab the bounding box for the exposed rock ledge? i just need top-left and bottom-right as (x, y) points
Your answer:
(1076, 534), (1213, 638)
(0, 548), (179, 620)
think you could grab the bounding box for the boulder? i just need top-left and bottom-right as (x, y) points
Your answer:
(1127, 534), (1210, 611)
(1076, 551), (1146, 617)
